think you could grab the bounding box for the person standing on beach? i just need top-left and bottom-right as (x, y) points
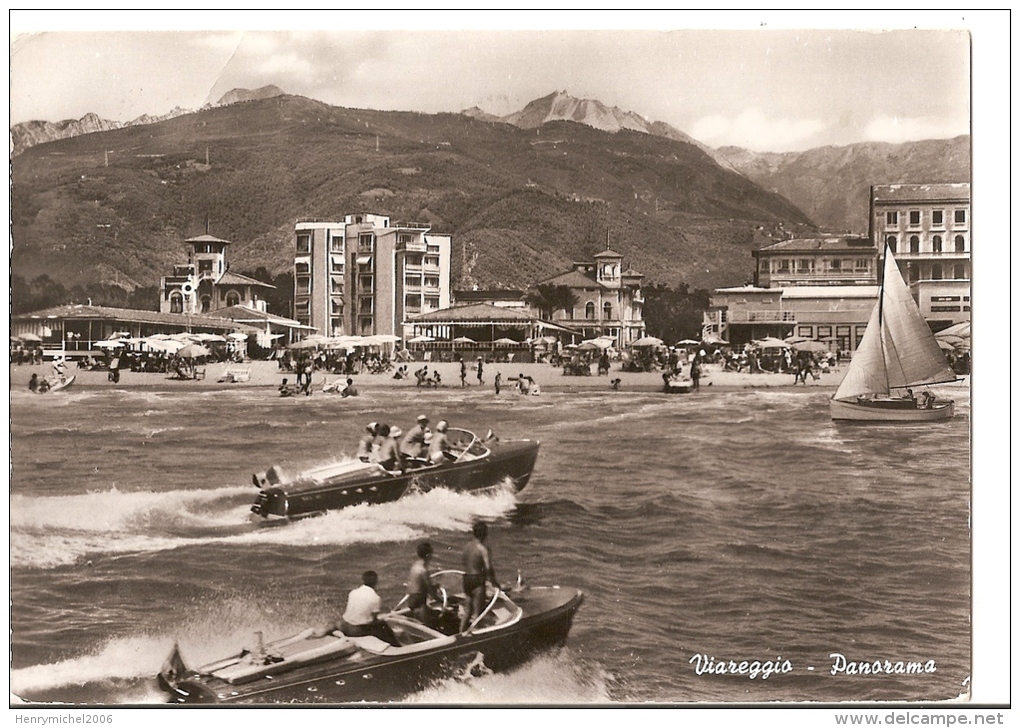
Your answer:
(494, 371), (501, 395)
(476, 357), (484, 386)
(690, 357), (701, 391)
(460, 358), (468, 387)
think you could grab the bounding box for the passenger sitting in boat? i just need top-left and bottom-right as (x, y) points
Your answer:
(400, 415), (430, 459)
(375, 425), (406, 473)
(357, 422), (379, 462)
(428, 420), (453, 464)
(315, 570), (400, 646)
(904, 388), (916, 406)
(920, 391), (935, 409)
(407, 542), (442, 625)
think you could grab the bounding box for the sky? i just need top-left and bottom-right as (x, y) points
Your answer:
(7, 10), (992, 153)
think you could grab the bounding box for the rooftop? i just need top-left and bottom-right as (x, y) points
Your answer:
(871, 183), (970, 204)
(757, 236), (875, 253)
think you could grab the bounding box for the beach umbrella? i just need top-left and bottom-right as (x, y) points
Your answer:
(935, 338), (957, 352)
(755, 337), (790, 349)
(784, 335), (810, 345)
(493, 337), (519, 346)
(18, 333), (42, 342)
(792, 340), (828, 353)
(145, 338), (186, 353)
(94, 339), (125, 349)
(701, 335), (729, 346)
(196, 333), (227, 343)
(177, 344), (211, 359)
(577, 341), (601, 352)
(675, 339), (700, 346)
(631, 336), (664, 347)
(408, 335), (435, 343)
(227, 333), (249, 340)
(369, 334), (401, 344)
(452, 336), (475, 344)
(288, 338), (323, 350)
(582, 337), (613, 349)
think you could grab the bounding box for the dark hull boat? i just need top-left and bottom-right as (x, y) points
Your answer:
(250, 428), (539, 519)
(157, 571), (583, 704)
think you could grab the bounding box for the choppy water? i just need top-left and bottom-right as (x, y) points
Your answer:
(9, 382), (971, 704)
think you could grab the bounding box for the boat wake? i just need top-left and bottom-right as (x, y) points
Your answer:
(11, 483), (522, 570)
(406, 650), (614, 704)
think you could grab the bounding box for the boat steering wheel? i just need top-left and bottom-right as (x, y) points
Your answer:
(430, 586), (449, 613)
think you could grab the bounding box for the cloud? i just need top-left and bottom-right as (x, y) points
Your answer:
(862, 115), (970, 144)
(690, 109), (826, 152)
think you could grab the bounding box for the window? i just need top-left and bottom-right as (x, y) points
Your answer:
(817, 326), (832, 339)
(585, 302), (595, 320)
(200, 295), (211, 314)
(776, 259), (790, 271)
(225, 291), (240, 307)
(603, 302), (613, 319)
(359, 234), (374, 252)
(331, 300), (344, 316)
(169, 292), (183, 313)
(954, 209), (966, 224)
(954, 235), (966, 252)
(798, 326), (814, 337)
(295, 300), (309, 316)
(931, 296), (961, 302)
(424, 255), (440, 267)
(931, 305), (961, 312)
(855, 259), (870, 271)
(398, 233), (414, 245)
(954, 264), (966, 280)
(886, 235), (897, 253)
(296, 277), (310, 295)
(796, 259), (814, 272)
(931, 263), (943, 280)
(404, 275), (421, 288)
(829, 259), (841, 271)
(424, 296), (440, 311)
(358, 275), (373, 292)
(295, 261), (310, 275)
(331, 258), (344, 274)
(296, 234), (311, 254)
(909, 210), (921, 226)
(909, 235), (920, 254)
(932, 235), (942, 253)
(406, 254), (423, 267)
(426, 244), (440, 254)
(908, 264), (919, 283)
(199, 259), (213, 274)
(330, 236), (344, 252)
(359, 297), (373, 315)
(330, 278), (343, 295)
(854, 325), (868, 347)
(424, 276), (440, 288)
(932, 210), (944, 226)
(404, 294), (421, 310)
(886, 211), (898, 225)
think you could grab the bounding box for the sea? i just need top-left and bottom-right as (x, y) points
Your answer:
(9, 380), (974, 707)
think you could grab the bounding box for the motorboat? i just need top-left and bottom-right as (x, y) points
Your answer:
(157, 570), (583, 704)
(830, 246), (957, 423)
(250, 428), (540, 519)
(35, 374), (75, 394)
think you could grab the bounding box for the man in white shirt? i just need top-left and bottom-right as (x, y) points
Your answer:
(314, 570), (400, 645)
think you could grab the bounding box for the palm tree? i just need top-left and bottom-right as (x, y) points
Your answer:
(525, 284), (579, 320)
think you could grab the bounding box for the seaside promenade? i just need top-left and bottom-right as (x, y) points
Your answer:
(9, 359), (849, 393)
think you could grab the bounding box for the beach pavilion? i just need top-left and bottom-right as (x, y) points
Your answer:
(404, 303), (579, 361)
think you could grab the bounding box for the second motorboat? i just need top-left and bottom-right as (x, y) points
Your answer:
(250, 427), (540, 519)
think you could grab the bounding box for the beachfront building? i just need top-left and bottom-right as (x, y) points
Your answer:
(525, 247), (646, 348)
(753, 235), (879, 288)
(293, 214), (452, 339)
(160, 234), (275, 315)
(870, 183), (971, 328)
(702, 286), (879, 352)
(452, 289), (529, 309)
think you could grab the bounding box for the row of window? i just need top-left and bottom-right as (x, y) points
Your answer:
(902, 262), (969, 281)
(886, 234), (967, 254)
(766, 258), (872, 273)
(884, 209), (967, 227)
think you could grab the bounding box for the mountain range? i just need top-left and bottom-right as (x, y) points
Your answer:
(10, 88), (968, 299)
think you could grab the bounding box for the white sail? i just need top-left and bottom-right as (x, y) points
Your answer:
(879, 252), (958, 389)
(833, 299), (887, 400)
(832, 248), (956, 402)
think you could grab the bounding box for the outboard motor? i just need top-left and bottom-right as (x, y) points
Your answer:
(251, 487), (288, 518)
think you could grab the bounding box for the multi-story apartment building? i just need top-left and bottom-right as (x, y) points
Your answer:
(869, 183), (970, 327)
(529, 247), (646, 347)
(293, 214), (452, 339)
(753, 235), (879, 287)
(160, 234), (275, 315)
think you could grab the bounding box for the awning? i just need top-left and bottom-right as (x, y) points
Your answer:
(356, 255), (372, 265)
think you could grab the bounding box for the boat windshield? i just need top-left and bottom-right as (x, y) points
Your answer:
(445, 428), (490, 460)
(430, 570), (521, 633)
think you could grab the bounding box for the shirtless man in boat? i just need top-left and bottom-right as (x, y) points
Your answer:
(406, 542), (441, 625)
(460, 522), (501, 634)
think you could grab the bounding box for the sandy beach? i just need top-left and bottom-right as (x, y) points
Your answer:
(10, 358), (850, 393)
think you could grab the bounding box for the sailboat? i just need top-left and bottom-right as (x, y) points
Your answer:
(830, 246), (958, 422)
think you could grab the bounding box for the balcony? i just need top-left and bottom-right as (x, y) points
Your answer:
(726, 311), (798, 324)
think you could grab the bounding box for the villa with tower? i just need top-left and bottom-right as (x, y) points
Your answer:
(159, 234), (275, 315)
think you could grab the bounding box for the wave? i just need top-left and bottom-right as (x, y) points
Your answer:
(11, 483), (522, 569)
